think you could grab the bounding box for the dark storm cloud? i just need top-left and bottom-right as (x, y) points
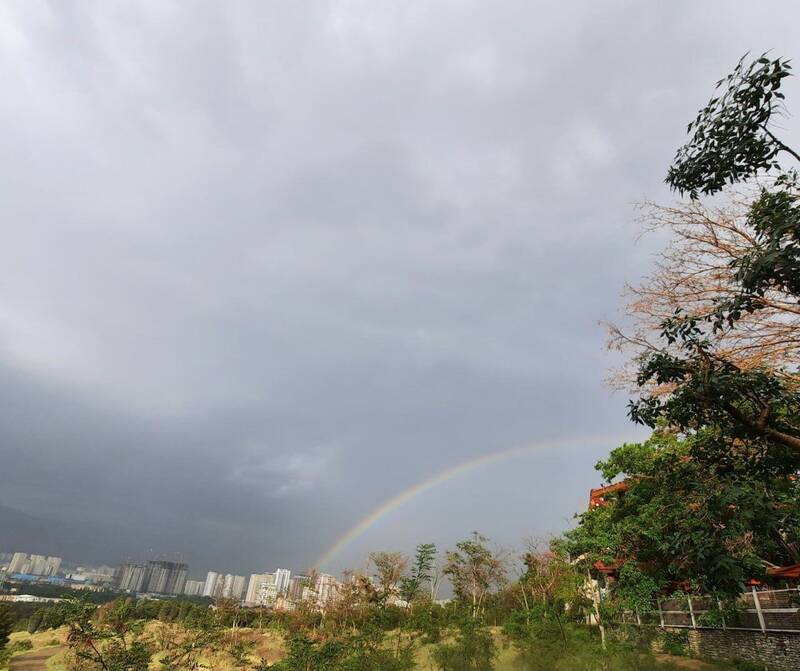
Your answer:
(1, 1), (799, 575)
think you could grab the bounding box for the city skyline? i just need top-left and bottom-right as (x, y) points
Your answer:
(1, 547), (347, 610)
(2, 547), (322, 594)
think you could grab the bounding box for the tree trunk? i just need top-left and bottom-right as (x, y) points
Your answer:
(587, 569), (606, 650)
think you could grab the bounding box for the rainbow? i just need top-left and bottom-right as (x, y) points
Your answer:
(314, 432), (636, 569)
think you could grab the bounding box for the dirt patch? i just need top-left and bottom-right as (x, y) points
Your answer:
(654, 653), (721, 669)
(9, 647), (65, 671)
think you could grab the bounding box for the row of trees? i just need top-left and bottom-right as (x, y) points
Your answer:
(365, 537), (505, 618)
(25, 532), (596, 671)
(270, 534), (604, 671)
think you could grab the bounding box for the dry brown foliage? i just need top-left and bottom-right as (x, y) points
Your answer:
(608, 188), (800, 392)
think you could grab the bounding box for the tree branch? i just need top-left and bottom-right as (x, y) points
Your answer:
(764, 127), (800, 164)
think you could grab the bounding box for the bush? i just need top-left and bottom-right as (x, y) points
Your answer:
(26, 610), (43, 634)
(9, 639), (33, 653)
(431, 619), (496, 671)
(728, 661), (765, 671)
(696, 602), (740, 629)
(657, 630), (688, 656)
(408, 604), (445, 643)
(103, 640), (151, 671)
(270, 632), (415, 671)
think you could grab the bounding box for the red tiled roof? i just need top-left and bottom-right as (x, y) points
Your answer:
(767, 564), (800, 580)
(593, 560), (619, 574)
(589, 481), (628, 508)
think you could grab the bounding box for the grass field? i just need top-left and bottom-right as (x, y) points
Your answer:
(7, 629), (68, 650)
(0, 629), (68, 671)
(3, 625), (740, 671)
(44, 649), (67, 671)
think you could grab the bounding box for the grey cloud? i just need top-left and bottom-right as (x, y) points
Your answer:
(1, 1), (799, 575)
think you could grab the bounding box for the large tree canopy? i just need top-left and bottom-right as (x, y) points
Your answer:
(571, 53), (800, 602)
(630, 52), (800, 457)
(564, 430), (800, 597)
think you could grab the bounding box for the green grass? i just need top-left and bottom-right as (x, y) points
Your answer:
(411, 628), (739, 671)
(8, 624), (746, 671)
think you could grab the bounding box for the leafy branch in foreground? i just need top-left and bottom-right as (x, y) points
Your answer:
(667, 53), (795, 198)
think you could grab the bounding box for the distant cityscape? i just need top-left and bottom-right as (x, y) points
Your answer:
(0, 549), (347, 610)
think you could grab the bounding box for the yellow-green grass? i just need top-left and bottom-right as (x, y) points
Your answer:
(8, 628), (68, 650)
(414, 635), (519, 671)
(1, 628), (68, 670)
(45, 649), (68, 671)
(7, 624), (730, 671)
(144, 625), (285, 671)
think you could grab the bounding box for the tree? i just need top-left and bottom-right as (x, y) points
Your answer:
(399, 543), (437, 605)
(270, 629), (415, 671)
(59, 597), (152, 671)
(430, 618), (496, 671)
(27, 609), (43, 634)
(627, 52), (800, 460)
(515, 541), (585, 641)
(368, 552), (408, 604)
(0, 603), (12, 651)
(157, 606), (227, 670)
(444, 533), (506, 619)
(608, 195), (800, 387)
(324, 571), (376, 632)
(563, 430), (800, 597)
(666, 53), (797, 198)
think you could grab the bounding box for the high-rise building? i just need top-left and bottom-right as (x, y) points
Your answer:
(8, 553), (29, 574)
(203, 571), (221, 598)
(273, 568), (291, 595)
(234, 575), (246, 600)
(288, 575), (311, 601)
(221, 574), (246, 601)
(222, 574), (234, 598)
(244, 573), (274, 606)
(45, 556), (62, 576)
(316, 573), (339, 606)
(28, 555), (48, 575)
(6, 553), (62, 576)
(117, 563), (148, 592)
(183, 579), (205, 597)
(144, 561), (188, 595)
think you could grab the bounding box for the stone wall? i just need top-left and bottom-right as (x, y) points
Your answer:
(661, 627), (800, 671)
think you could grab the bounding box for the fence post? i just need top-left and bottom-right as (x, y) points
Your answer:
(752, 587), (766, 633)
(718, 599), (726, 630)
(658, 601), (664, 627)
(688, 596), (696, 629)
(636, 610), (641, 626)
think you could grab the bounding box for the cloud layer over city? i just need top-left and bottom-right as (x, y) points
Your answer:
(1, 1), (798, 576)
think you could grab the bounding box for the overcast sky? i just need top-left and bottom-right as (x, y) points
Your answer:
(2, 1), (799, 578)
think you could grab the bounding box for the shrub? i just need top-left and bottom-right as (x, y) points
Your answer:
(431, 619), (496, 671)
(657, 630), (688, 656)
(10, 639), (33, 653)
